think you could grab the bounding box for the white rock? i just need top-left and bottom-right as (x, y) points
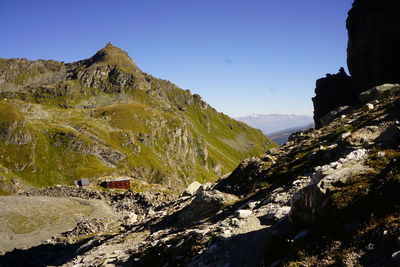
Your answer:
(198, 182), (213, 192)
(272, 194), (287, 204)
(329, 162), (341, 169)
(366, 103), (374, 110)
(183, 181), (202, 196)
(340, 132), (352, 140)
(220, 221), (230, 227)
(236, 209), (252, 219)
(147, 209), (155, 216)
(320, 165), (331, 172)
(125, 213), (138, 224)
(221, 230), (232, 238)
(246, 201), (258, 210)
(327, 144), (338, 149)
(292, 180), (302, 185)
(343, 148), (367, 161)
(377, 151), (386, 158)
(267, 206), (291, 220)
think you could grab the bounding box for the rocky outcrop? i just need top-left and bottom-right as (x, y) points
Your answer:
(50, 129), (126, 167)
(177, 190), (239, 228)
(317, 105), (354, 128)
(0, 120), (33, 145)
(347, 0), (400, 89)
(0, 103), (33, 145)
(312, 68), (359, 128)
(0, 58), (67, 90)
(359, 83), (400, 104)
(290, 149), (370, 224)
(313, 0), (400, 127)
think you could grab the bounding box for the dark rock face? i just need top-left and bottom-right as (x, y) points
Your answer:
(312, 68), (359, 128)
(347, 0), (400, 89)
(313, 0), (400, 127)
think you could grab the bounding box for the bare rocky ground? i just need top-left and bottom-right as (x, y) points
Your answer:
(0, 186), (179, 266)
(0, 195), (116, 255)
(0, 180), (301, 267)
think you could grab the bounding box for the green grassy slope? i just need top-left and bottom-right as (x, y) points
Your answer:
(0, 44), (275, 194)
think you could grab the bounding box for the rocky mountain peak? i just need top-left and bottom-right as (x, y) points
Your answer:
(79, 42), (138, 74)
(65, 43), (149, 91)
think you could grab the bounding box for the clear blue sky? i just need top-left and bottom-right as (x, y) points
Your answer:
(0, 0), (354, 117)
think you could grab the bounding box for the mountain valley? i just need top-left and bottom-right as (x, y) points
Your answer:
(1, 0), (400, 266)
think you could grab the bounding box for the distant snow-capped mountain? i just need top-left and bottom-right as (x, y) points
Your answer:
(235, 114), (314, 134)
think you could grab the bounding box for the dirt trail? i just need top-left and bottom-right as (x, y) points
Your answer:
(0, 196), (116, 255)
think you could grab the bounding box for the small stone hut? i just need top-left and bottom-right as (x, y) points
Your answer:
(74, 178), (90, 187)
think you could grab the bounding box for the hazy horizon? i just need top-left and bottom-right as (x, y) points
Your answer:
(235, 113), (313, 134)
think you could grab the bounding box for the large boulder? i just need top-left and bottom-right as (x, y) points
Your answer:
(178, 190), (239, 228)
(290, 149), (370, 224)
(182, 181), (202, 196)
